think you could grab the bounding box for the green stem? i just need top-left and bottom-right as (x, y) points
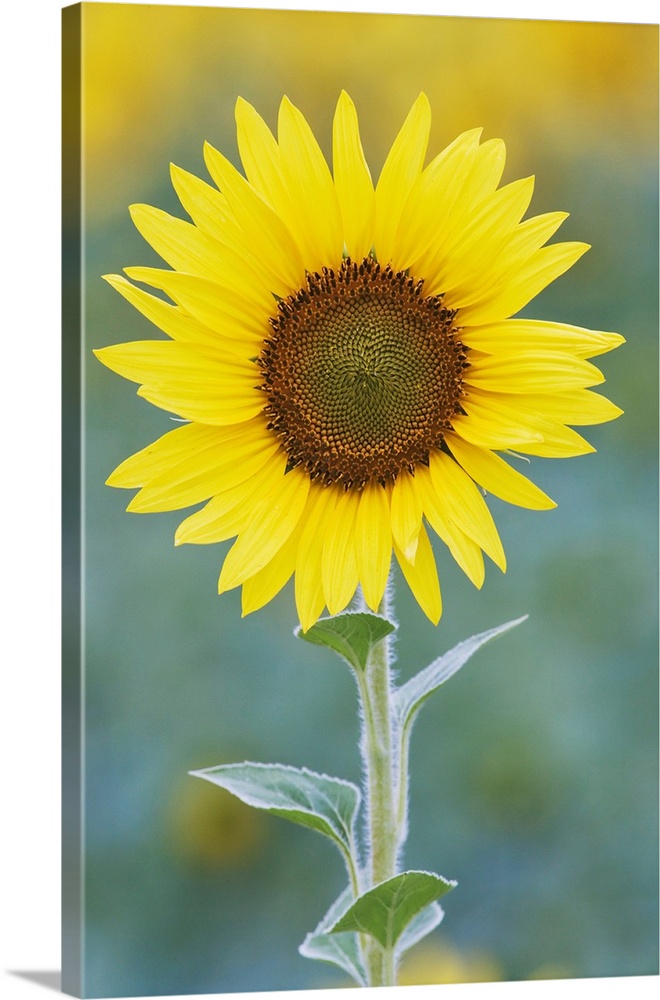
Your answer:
(356, 584), (401, 987)
(395, 716), (412, 861)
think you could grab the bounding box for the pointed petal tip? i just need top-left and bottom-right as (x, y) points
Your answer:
(202, 139), (220, 164)
(336, 89), (356, 115)
(93, 346), (116, 371)
(604, 333), (626, 350)
(234, 95), (259, 123)
(400, 537), (419, 563)
(169, 161), (185, 183)
(362, 590), (384, 615)
(104, 462), (133, 488)
(217, 567), (232, 594)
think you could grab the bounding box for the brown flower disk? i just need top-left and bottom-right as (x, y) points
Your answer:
(259, 257), (469, 489)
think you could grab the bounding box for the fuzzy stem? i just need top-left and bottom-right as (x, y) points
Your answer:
(395, 721), (410, 859)
(361, 636), (396, 885)
(356, 584), (401, 987)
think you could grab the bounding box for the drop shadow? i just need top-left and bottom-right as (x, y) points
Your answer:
(9, 972), (62, 993)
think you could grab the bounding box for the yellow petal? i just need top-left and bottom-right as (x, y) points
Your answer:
(511, 421), (596, 458)
(101, 341), (263, 425)
(389, 469), (423, 560)
(429, 176), (535, 295)
(241, 519), (302, 616)
(445, 432), (555, 510)
(127, 422), (279, 513)
(124, 267), (271, 337)
(449, 137), (507, 217)
(415, 466), (485, 589)
(175, 450), (288, 545)
(235, 96), (291, 215)
(457, 242), (590, 326)
(129, 204), (272, 310)
(102, 274), (262, 356)
(94, 340), (256, 386)
(169, 163), (247, 254)
(445, 211), (569, 308)
(413, 136), (507, 290)
(218, 467), (311, 591)
(332, 91), (374, 261)
(512, 389), (623, 426)
(137, 380), (264, 426)
(295, 484), (338, 632)
(461, 319), (626, 360)
(373, 93), (431, 266)
(464, 351), (605, 393)
(429, 451), (506, 571)
(454, 394), (545, 450)
(106, 422), (220, 488)
(394, 524), (442, 625)
(355, 481), (391, 612)
(462, 389), (597, 457)
(277, 96), (344, 273)
(204, 141), (305, 294)
(321, 488), (360, 615)
(394, 128), (482, 270)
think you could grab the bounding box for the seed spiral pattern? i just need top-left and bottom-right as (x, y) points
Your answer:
(258, 257), (469, 489)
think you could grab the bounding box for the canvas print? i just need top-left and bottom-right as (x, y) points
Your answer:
(62, 3), (659, 997)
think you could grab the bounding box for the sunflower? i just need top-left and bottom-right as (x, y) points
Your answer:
(96, 92), (623, 630)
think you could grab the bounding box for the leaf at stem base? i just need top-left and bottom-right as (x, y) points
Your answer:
(299, 886), (367, 986)
(329, 870), (456, 951)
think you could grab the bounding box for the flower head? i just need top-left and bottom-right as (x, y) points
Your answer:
(96, 92), (623, 630)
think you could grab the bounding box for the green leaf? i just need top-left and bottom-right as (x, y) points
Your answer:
(189, 762), (360, 859)
(299, 886), (367, 986)
(329, 870), (456, 951)
(394, 616), (527, 731)
(395, 900), (444, 958)
(297, 611), (396, 673)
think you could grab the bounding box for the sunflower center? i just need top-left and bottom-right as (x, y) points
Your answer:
(258, 257), (468, 489)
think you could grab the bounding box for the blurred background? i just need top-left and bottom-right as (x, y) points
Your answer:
(68, 3), (657, 996)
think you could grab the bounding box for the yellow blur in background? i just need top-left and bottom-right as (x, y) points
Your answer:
(81, 4), (658, 221)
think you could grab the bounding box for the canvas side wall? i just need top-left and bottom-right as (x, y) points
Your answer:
(62, 5), (83, 997)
